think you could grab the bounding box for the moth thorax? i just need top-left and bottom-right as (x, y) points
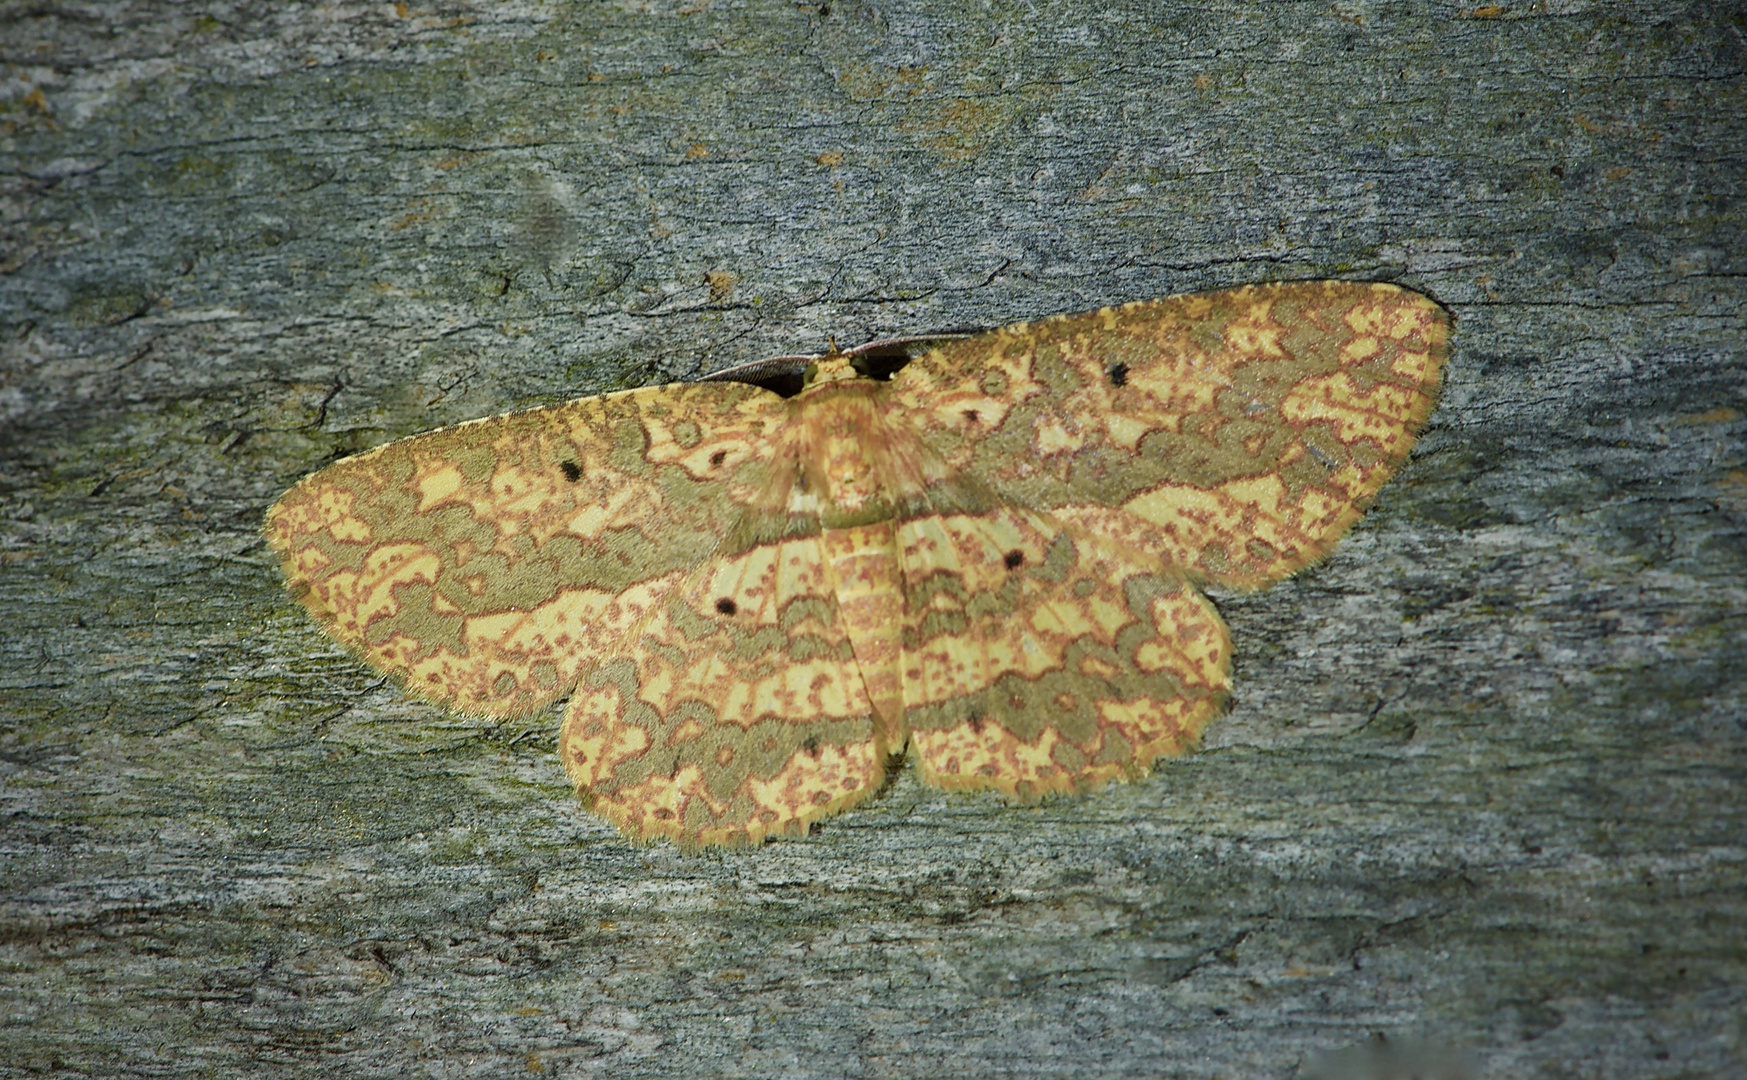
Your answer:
(789, 383), (928, 511)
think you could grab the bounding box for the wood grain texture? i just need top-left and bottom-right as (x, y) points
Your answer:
(1, 2), (1741, 1077)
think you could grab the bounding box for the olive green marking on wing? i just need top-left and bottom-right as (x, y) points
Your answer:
(560, 525), (886, 849)
(264, 380), (788, 717)
(897, 503), (1231, 799)
(888, 280), (1450, 588)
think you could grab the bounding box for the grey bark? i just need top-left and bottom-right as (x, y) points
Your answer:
(1, 2), (1742, 1078)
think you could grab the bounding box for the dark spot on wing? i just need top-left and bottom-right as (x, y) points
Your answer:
(715, 597), (738, 615)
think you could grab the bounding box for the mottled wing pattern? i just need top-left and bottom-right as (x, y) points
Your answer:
(890, 281), (1450, 588)
(559, 519), (888, 848)
(269, 281), (1448, 847)
(265, 382), (785, 717)
(898, 496), (1230, 798)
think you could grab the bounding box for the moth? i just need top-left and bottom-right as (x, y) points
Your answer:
(267, 281), (1450, 848)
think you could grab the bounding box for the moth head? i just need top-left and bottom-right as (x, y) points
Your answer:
(801, 355), (865, 389)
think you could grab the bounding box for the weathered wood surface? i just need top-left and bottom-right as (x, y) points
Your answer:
(2, 2), (1741, 1077)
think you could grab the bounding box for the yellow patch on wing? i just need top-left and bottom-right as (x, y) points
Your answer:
(557, 529), (887, 849)
(264, 381), (787, 716)
(901, 505), (1230, 799)
(895, 279), (1449, 589)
